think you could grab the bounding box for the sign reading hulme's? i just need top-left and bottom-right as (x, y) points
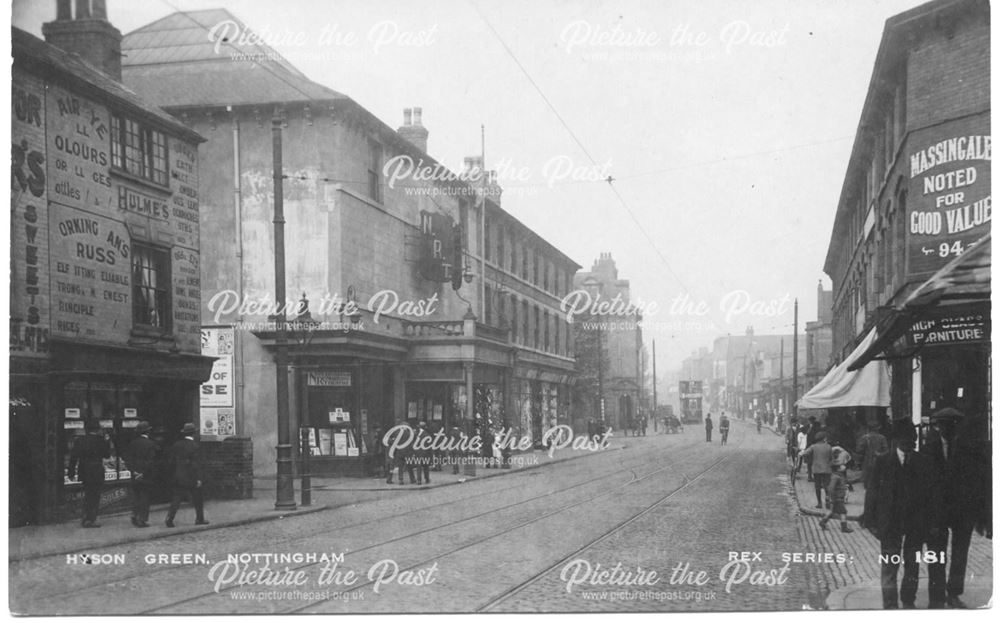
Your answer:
(11, 70), (51, 357)
(907, 118), (991, 275)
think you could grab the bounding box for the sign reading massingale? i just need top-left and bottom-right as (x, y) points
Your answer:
(907, 119), (991, 276)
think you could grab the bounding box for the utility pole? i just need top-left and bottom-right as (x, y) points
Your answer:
(272, 114), (296, 511)
(651, 340), (657, 432)
(792, 298), (799, 420)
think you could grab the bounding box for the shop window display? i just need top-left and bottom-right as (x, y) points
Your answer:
(62, 381), (143, 486)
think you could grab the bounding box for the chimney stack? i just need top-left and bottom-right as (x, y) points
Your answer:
(43, 0), (123, 81)
(397, 106), (429, 153)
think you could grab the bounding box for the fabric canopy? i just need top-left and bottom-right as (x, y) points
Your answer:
(797, 327), (891, 409)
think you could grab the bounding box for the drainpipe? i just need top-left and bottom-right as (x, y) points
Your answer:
(231, 107), (245, 436)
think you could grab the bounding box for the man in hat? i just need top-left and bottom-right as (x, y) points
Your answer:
(124, 421), (159, 528)
(924, 408), (991, 609)
(165, 422), (208, 527)
(66, 418), (111, 528)
(704, 413), (713, 442)
(856, 422), (889, 492)
(864, 421), (942, 609)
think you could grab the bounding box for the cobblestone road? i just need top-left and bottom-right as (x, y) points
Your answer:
(9, 421), (893, 614)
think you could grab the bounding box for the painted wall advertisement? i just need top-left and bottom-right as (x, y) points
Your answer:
(10, 70), (50, 357)
(200, 327), (236, 437)
(907, 117), (991, 275)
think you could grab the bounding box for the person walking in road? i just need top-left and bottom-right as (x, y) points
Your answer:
(66, 418), (111, 528)
(719, 414), (730, 445)
(819, 448), (854, 533)
(924, 408), (991, 609)
(755, 413), (762, 434)
(124, 421), (158, 528)
(799, 431), (833, 509)
(704, 413), (713, 442)
(165, 423), (208, 527)
(864, 423), (941, 609)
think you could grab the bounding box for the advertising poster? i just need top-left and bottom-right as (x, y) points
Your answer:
(7, 0), (993, 618)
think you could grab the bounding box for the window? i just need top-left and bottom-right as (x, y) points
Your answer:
(62, 381), (143, 486)
(543, 258), (549, 291)
(510, 295), (518, 342)
(110, 113), (168, 186)
(534, 305), (540, 349)
(532, 249), (539, 285)
(554, 314), (560, 355)
(508, 231), (515, 273)
(484, 284), (493, 325)
(367, 140), (382, 202)
(522, 300), (529, 345)
(544, 310), (550, 351)
(132, 243), (170, 330)
(522, 246), (529, 280)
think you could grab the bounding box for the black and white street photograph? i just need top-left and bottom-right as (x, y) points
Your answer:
(5, 0), (994, 615)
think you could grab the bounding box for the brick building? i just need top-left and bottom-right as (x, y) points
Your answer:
(120, 9), (579, 479)
(819, 0), (990, 443)
(10, 0), (213, 524)
(572, 253), (645, 432)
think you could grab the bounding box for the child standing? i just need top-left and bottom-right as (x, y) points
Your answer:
(819, 449), (853, 533)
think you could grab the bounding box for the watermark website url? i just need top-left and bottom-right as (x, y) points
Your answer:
(580, 589), (717, 602)
(231, 589), (365, 602)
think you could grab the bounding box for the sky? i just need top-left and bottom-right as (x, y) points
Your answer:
(11, 0), (935, 372)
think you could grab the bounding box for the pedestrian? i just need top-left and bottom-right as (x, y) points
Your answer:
(124, 421), (158, 528)
(805, 416), (821, 481)
(164, 423), (208, 527)
(481, 424), (496, 469)
(640, 415), (648, 437)
(387, 423), (412, 484)
(719, 413), (730, 445)
(414, 421), (432, 483)
(66, 418), (111, 528)
(819, 448), (854, 533)
(795, 424), (809, 477)
(755, 413), (762, 434)
(924, 408), (991, 609)
(785, 417), (798, 467)
(856, 422), (889, 492)
(704, 413), (713, 442)
(799, 431), (832, 509)
(863, 422), (941, 609)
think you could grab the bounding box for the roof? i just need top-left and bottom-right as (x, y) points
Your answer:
(10, 27), (203, 143)
(121, 9), (346, 108)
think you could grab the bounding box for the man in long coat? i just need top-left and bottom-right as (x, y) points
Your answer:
(924, 408), (991, 609)
(864, 422), (942, 609)
(165, 423), (208, 527)
(124, 421), (158, 528)
(67, 418), (111, 528)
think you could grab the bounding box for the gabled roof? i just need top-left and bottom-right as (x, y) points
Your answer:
(11, 27), (202, 143)
(121, 9), (345, 108)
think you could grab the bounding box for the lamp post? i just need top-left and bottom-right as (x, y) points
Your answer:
(293, 292), (320, 507)
(272, 114), (296, 511)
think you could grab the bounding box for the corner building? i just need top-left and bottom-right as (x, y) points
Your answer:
(10, 1), (211, 524)
(823, 0), (990, 438)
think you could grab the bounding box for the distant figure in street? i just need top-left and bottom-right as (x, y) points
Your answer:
(704, 413), (713, 442)
(795, 425), (809, 477)
(785, 417), (799, 465)
(640, 415), (648, 437)
(719, 414), (730, 445)
(67, 418), (111, 528)
(805, 416), (821, 481)
(864, 422), (941, 610)
(124, 421), (158, 528)
(755, 413), (762, 434)
(924, 408), (991, 609)
(799, 431), (832, 509)
(856, 423), (889, 492)
(819, 447), (854, 533)
(414, 421), (432, 483)
(480, 424), (496, 470)
(165, 423), (208, 527)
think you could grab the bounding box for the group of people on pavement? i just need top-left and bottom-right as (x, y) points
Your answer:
(789, 408), (991, 609)
(624, 415), (648, 436)
(375, 420), (512, 486)
(67, 419), (208, 529)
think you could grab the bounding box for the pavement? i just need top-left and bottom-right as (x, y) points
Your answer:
(766, 420), (994, 611)
(8, 434), (634, 562)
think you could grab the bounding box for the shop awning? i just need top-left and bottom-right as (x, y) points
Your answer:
(848, 233), (991, 371)
(797, 327), (891, 409)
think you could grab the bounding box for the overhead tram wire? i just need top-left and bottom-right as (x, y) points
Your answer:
(471, 1), (731, 333)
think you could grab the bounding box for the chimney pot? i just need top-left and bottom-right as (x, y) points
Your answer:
(75, 0), (91, 19)
(92, 0), (107, 19)
(403, 108), (412, 126)
(413, 107), (423, 126)
(56, 0), (71, 20)
(43, 0), (123, 80)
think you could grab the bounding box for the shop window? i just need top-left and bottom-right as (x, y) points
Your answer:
(62, 381), (144, 487)
(132, 243), (171, 331)
(110, 113), (168, 186)
(303, 370), (364, 457)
